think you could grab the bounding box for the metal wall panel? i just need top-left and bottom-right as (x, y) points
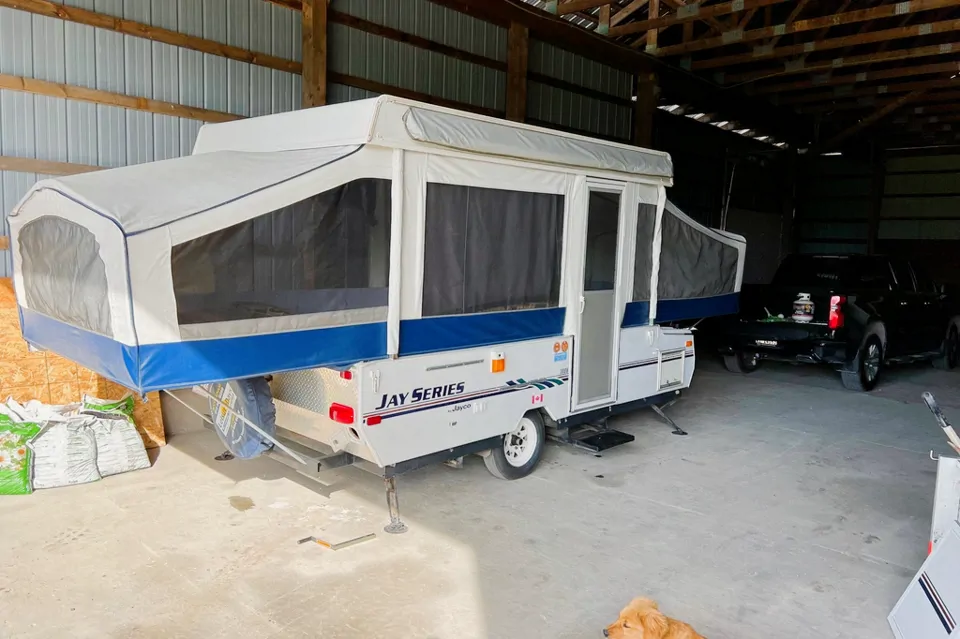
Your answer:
(526, 38), (632, 141)
(527, 81), (630, 141)
(332, 0), (507, 62)
(328, 21), (505, 112)
(0, 0), (302, 274)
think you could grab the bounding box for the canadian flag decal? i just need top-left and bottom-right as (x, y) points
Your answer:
(531, 393), (544, 405)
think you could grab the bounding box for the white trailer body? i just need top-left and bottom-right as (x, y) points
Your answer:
(8, 96), (744, 484)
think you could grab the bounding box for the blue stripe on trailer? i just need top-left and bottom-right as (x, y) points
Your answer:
(655, 293), (739, 323)
(622, 301), (651, 328)
(20, 307), (387, 393)
(399, 307), (565, 356)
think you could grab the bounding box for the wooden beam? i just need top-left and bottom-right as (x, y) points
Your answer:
(633, 72), (658, 147)
(0, 73), (240, 122)
(610, 0), (650, 27)
(694, 17), (960, 70)
(506, 22), (529, 122)
(557, 0), (611, 14)
(646, 0), (660, 50)
(0, 156), (103, 176)
(0, 236), (7, 251)
(597, 3), (611, 33)
(608, 0), (790, 37)
(329, 72), (503, 118)
(767, 0), (811, 49)
(332, 11), (504, 72)
(756, 60), (960, 94)
(682, 19), (693, 41)
(726, 42), (960, 85)
(424, 0), (813, 146)
(654, 0), (960, 57)
(0, 0), (300, 74)
(821, 89), (928, 150)
(301, 0), (327, 108)
(661, 0), (728, 36)
(738, 8), (758, 29)
(529, 72), (633, 106)
(781, 79), (960, 106)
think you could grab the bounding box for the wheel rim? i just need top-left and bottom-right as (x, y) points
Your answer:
(864, 342), (881, 382)
(503, 417), (538, 467)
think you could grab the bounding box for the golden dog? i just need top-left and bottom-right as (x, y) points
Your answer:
(604, 597), (705, 639)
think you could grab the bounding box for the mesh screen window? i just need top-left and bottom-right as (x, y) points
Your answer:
(172, 178), (391, 325)
(422, 183), (564, 317)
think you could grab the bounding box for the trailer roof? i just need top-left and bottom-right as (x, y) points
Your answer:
(193, 95), (673, 180)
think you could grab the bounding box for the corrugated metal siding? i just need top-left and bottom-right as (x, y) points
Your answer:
(527, 38), (632, 141)
(880, 154), (960, 241)
(796, 156), (872, 254)
(0, 1), (302, 276)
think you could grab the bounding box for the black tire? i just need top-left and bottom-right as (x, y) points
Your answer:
(484, 411), (546, 480)
(933, 323), (959, 370)
(722, 351), (760, 374)
(207, 377), (277, 458)
(841, 336), (883, 392)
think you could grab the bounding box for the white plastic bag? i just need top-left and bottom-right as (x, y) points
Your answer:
(29, 419), (101, 489)
(89, 414), (150, 477)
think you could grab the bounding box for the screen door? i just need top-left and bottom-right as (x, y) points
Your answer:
(573, 185), (624, 410)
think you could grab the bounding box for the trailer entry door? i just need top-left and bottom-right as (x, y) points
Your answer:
(573, 183), (625, 411)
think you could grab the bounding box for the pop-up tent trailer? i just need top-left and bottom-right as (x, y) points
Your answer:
(9, 96), (744, 525)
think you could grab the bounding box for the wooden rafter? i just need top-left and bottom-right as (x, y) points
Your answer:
(724, 41), (960, 85)
(557, 0), (612, 15)
(756, 60), (960, 94)
(780, 78), (960, 105)
(654, 0), (960, 57)
(821, 89), (928, 149)
(767, 0), (812, 49)
(693, 18), (960, 70)
(608, 0), (790, 37)
(658, 0), (728, 39)
(646, 0), (661, 48)
(610, 0), (650, 27)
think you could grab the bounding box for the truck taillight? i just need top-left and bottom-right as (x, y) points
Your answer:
(329, 403), (355, 424)
(829, 295), (846, 330)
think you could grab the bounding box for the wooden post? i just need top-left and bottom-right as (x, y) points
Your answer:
(633, 72), (657, 147)
(645, 0), (660, 51)
(302, 0), (327, 108)
(506, 22), (529, 122)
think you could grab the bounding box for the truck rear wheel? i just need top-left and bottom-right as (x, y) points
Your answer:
(722, 351), (760, 374)
(841, 336), (882, 392)
(933, 324), (959, 370)
(484, 411), (545, 480)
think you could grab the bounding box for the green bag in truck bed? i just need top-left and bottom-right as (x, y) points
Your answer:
(0, 415), (41, 495)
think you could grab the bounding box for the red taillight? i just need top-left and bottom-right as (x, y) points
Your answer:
(829, 295), (846, 330)
(339, 370), (353, 380)
(329, 403), (355, 424)
(365, 415), (382, 426)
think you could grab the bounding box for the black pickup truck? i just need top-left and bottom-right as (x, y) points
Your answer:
(717, 254), (960, 391)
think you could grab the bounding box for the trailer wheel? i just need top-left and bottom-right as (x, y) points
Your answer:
(484, 411), (545, 480)
(722, 351), (759, 374)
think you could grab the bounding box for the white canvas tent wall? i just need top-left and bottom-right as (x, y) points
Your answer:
(7, 96), (742, 394)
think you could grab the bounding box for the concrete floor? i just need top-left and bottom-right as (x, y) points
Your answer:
(2, 359), (957, 639)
